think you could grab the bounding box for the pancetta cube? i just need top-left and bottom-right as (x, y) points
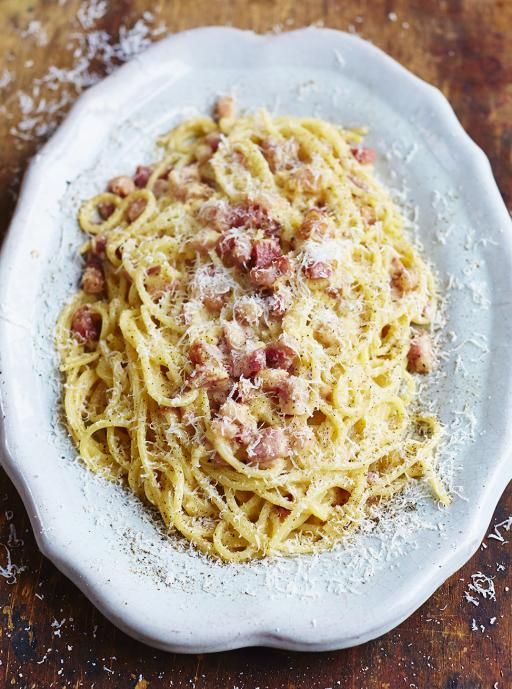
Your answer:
(298, 209), (330, 240)
(212, 399), (257, 445)
(215, 95), (236, 120)
(303, 261), (333, 280)
(249, 256), (290, 288)
(133, 165), (153, 188)
(107, 176), (135, 197)
(265, 340), (297, 371)
(407, 332), (434, 374)
(350, 147), (376, 164)
(251, 238), (282, 269)
(277, 375), (311, 416)
(247, 428), (289, 463)
(70, 305), (101, 344)
(390, 257), (419, 294)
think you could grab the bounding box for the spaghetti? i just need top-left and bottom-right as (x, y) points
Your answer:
(56, 99), (448, 562)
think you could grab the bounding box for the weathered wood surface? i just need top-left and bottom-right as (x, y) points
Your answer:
(0, 1), (511, 687)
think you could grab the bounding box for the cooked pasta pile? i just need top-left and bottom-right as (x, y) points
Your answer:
(56, 98), (448, 562)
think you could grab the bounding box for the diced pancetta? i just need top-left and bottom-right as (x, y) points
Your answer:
(189, 342), (230, 390)
(81, 263), (105, 294)
(265, 340), (298, 371)
(169, 165), (212, 202)
(212, 399), (257, 445)
(298, 208), (330, 240)
(190, 365), (230, 390)
(191, 265), (233, 311)
(203, 293), (228, 314)
(97, 202), (115, 220)
(206, 387), (231, 409)
(277, 375), (311, 416)
(217, 230), (252, 269)
(133, 165), (153, 188)
(234, 296), (264, 326)
(326, 286), (344, 300)
(251, 238), (282, 268)
(228, 202), (281, 236)
(152, 179), (170, 198)
(215, 95), (236, 120)
(206, 132), (221, 151)
(407, 332), (434, 374)
(81, 250), (105, 294)
(189, 340), (224, 366)
(107, 175), (135, 197)
(239, 347), (267, 378)
(70, 305), (101, 344)
(246, 428), (289, 463)
(256, 368), (289, 393)
(259, 137), (299, 172)
(288, 424), (315, 453)
(126, 197), (147, 223)
(234, 377), (259, 403)
(223, 321), (267, 379)
(303, 261), (333, 280)
(390, 257), (419, 294)
(351, 147), (376, 165)
(223, 321), (248, 350)
(248, 265), (277, 288)
(267, 283), (293, 318)
(90, 235), (106, 257)
(197, 199), (230, 231)
(249, 255), (290, 288)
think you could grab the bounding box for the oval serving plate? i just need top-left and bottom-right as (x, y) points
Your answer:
(0, 27), (511, 653)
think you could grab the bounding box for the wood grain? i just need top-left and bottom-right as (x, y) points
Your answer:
(0, 1), (511, 687)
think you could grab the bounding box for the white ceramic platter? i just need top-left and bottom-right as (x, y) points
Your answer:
(1, 28), (511, 653)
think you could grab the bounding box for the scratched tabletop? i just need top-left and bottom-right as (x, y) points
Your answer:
(0, 1), (511, 688)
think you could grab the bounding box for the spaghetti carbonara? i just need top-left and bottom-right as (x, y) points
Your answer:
(57, 97), (448, 562)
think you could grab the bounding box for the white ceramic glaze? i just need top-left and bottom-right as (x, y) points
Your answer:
(0, 28), (511, 653)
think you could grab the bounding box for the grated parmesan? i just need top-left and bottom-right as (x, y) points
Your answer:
(3, 1), (167, 161)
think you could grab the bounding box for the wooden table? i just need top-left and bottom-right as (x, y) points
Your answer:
(1, 1), (511, 687)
